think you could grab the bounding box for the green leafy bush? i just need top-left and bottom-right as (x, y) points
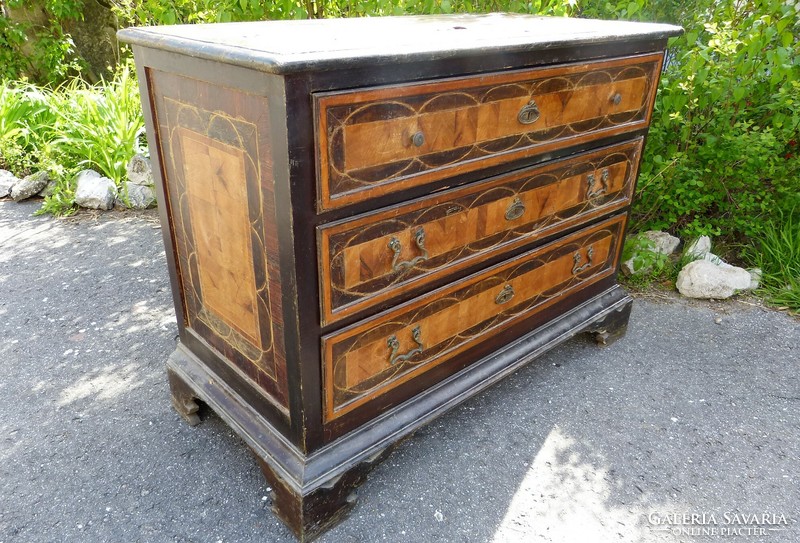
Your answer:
(112, 0), (573, 26)
(0, 0), (86, 84)
(1, 64), (145, 214)
(51, 65), (146, 185)
(618, 0), (800, 240)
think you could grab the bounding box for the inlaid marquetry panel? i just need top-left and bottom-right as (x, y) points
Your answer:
(322, 213), (626, 421)
(315, 53), (662, 209)
(148, 70), (290, 412)
(318, 138), (642, 324)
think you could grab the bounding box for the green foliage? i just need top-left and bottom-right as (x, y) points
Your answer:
(0, 83), (58, 174)
(112, 0), (574, 26)
(51, 65), (146, 184)
(0, 0), (86, 84)
(1, 64), (144, 215)
(621, 235), (669, 277)
(626, 0), (800, 241)
(742, 208), (800, 312)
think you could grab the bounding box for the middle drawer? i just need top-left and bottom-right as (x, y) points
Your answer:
(318, 138), (642, 325)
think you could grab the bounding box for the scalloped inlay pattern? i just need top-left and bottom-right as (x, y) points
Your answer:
(315, 53), (662, 209)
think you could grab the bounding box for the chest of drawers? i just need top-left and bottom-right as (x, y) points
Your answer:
(119, 14), (681, 540)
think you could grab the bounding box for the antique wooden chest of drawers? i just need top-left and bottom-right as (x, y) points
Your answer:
(119, 14), (681, 540)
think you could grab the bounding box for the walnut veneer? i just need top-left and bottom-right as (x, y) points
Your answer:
(119, 14), (681, 541)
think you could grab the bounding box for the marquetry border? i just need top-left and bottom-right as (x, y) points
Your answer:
(314, 52), (663, 210)
(321, 213), (627, 421)
(148, 70), (290, 412)
(317, 138), (642, 324)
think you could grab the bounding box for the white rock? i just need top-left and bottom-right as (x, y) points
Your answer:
(686, 235), (712, 258)
(74, 170), (117, 210)
(126, 154), (153, 186)
(622, 231), (676, 275)
(676, 259), (754, 299)
(641, 231), (680, 255)
(0, 169), (19, 198)
(701, 252), (735, 269)
(11, 171), (49, 201)
(39, 179), (58, 198)
(115, 182), (156, 209)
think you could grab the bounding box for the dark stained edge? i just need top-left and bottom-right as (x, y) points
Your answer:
(133, 53), (187, 337)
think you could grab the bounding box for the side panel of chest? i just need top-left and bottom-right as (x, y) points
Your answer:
(147, 69), (290, 414)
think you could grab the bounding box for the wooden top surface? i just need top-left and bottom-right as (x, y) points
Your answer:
(118, 13), (682, 74)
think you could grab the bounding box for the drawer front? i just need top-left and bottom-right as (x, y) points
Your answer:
(315, 53), (662, 210)
(318, 138), (641, 325)
(322, 213), (626, 421)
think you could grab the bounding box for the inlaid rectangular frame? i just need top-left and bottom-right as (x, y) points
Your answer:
(148, 69), (290, 414)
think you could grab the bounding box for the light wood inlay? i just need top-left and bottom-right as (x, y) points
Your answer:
(181, 129), (261, 348)
(150, 71), (290, 412)
(341, 162), (625, 290)
(343, 77), (646, 171)
(344, 236), (612, 387)
(315, 53), (663, 210)
(323, 213), (627, 420)
(318, 138), (642, 324)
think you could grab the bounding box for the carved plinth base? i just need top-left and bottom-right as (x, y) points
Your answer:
(166, 286), (633, 541)
(585, 294), (633, 345)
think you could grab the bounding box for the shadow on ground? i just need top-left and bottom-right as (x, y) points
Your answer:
(1, 199), (797, 542)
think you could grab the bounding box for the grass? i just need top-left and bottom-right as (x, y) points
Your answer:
(742, 208), (800, 313)
(1, 64), (145, 215)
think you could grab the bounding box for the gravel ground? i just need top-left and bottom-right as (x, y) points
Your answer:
(1, 199), (798, 543)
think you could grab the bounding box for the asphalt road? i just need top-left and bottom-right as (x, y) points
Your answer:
(1, 199), (798, 543)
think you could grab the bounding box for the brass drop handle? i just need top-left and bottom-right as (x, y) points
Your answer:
(505, 196), (526, 221)
(517, 99), (540, 125)
(389, 227), (428, 272)
(387, 326), (424, 365)
(495, 284), (515, 305)
(411, 131), (425, 147)
(586, 169), (609, 199)
(611, 93), (622, 105)
(572, 246), (595, 275)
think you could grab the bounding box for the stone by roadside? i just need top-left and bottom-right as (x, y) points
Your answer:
(625, 231), (762, 301)
(0, 154), (156, 210)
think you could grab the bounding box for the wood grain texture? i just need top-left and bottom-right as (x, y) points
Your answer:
(148, 69), (290, 412)
(315, 53), (662, 209)
(318, 138), (642, 324)
(322, 213), (627, 421)
(181, 130), (262, 347)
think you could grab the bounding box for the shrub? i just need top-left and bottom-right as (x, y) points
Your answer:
(1, 64), (145, 214)
(608, 0), (800, 241)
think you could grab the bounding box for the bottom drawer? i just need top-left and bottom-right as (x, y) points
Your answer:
(322, 213), (627, 422)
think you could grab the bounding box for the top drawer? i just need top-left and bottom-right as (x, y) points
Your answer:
(314, 52), (663, 210)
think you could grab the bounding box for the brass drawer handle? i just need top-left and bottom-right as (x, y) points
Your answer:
(517, 99), (540, 125)
(495, 284), (515, 305)
(387, 326), (424, 365)
(389, 227), (428, 272)
(504, 196), (526, 221)
(572, 246), (595, 275)
(411, 131), (425, 147)
(611, 92), (622, 105)
(586, 169), (609, 199)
